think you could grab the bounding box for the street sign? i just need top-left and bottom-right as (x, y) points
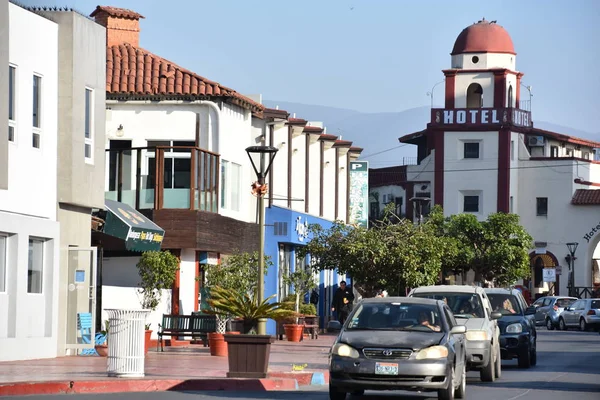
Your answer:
(555, 266), (562, 275)
(543, 268), (556, 283)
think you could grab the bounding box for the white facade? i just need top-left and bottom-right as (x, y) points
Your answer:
(0, 3), (60, 362)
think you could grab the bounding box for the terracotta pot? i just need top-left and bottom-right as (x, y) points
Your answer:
(209, 332), (228, 357)
(95, 344), (108, 357)
(144, 330), (153, 355)
(283, 324), (303, 342)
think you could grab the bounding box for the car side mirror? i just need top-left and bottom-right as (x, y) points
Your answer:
(564, 307), (571, 311)
(327, 320), (342, 332)
(490, 312), (502, 320)
(525, 306), (536, 315)
(450, 325), (467, 335)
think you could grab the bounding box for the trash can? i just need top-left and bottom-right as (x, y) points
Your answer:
(105, 309), (150, 378)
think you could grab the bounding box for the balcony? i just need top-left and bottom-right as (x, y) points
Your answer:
(105, 146), (220, 212)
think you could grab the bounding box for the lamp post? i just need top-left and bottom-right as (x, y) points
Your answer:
(566, 242), (578, 297)
(246, 145), (278, 335)
(426, 79), (445, 108)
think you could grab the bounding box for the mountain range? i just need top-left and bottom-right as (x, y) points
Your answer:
(263, 100), (599, 168)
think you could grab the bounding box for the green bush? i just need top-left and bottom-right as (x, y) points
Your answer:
(299, 303), (317, 316)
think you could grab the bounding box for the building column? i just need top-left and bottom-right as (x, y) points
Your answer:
(497, 128), (511, 213)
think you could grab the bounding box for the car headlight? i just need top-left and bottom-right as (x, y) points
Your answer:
(331, 343), (360, 359)
(506, 323), (523, 333)
(465, 330), (489, 341)
(415, 345), (449, 360)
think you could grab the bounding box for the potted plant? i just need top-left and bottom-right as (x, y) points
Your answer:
(95, 320), (109, 357)
(200, 251), (270, 357)
(282, 269), (318, 342)
(136, 250), (180, 355)
(205, 285), (296, 378)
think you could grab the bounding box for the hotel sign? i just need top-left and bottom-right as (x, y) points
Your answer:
(349, 161), (369, 228)
(431, 108), (533, 128)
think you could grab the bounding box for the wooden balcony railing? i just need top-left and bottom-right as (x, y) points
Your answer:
(105, 146), (220, 212)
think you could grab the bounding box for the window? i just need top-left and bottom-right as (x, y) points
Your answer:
(0, 235), (6, 292)
(551, 146), (559, 157)
(28, 238), (44, 294)
(220, 160), (229, 208)
(536, 197), (548, 216)
(463, 195), (479, 213)
(32, 75), (41, 148)
(466, 83), (483, 108)
(220, 160), (241, 212)
(464, 142), (480, 159)
(508, 85), (514, 107)
(84, 88), (93, 162)
(509, 196), (513, 213)
(230, 162), (241, 212)
(370, 202), (380, 219)
(394, 197), (403, 217)
(510, 140), (515, 160)
(8, 66), (16, 142)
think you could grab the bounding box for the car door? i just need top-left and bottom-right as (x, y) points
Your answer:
(573, 300), (588, 323)
(444, 306), (465, 370)
(532, 297), (547, 324)
(564, 300), (580, 326)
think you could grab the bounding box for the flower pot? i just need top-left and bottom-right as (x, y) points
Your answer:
(95, 344), (108, 357)
(144, 330), (153, 355)
(224, 334), (275, 378)
(283, 324), (303, 342)
(208, 332), (228, 357)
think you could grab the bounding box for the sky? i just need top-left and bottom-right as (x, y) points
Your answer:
(18, 0), (600, 133)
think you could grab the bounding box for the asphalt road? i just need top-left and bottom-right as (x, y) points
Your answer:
(5, 329), (600, 400)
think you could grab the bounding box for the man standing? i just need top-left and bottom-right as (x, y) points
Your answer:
(331, 281), (354, 324)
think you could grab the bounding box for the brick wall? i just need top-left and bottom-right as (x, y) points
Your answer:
(93, 11), (140, 47)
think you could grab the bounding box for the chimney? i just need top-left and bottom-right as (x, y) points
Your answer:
(90, 5), (145, 47)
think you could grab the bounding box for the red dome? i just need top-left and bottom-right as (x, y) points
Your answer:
(451, 19), (515, 55)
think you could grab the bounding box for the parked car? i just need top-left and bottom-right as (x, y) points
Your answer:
(409, 285), (502, 382)
(328, 297), (467, 400)
(484, 288), (537, 368)
(558, 298), (600, 331)
(531, 296), (577, 330)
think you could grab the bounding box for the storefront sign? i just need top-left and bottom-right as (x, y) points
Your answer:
(543, 268), (556, 283)
(127, 229), (164, 243)
(295, 216), (309, 242)
(583, 222), (600, 243)
(349, 161), (369, 228)
(431, 108), (532, 128)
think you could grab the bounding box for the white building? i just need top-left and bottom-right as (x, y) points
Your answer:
(387, 18), (600, 299)
(0, 1), (61, 361)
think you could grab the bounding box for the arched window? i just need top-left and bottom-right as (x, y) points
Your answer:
(508, 85), (514, 108)
(466, 83), (483, 109)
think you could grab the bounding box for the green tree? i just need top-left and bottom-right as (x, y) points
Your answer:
(136, 250), (180, 310)
(203, 250), (271, 293)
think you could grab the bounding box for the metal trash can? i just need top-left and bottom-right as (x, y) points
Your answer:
(105, 309), (150, 378)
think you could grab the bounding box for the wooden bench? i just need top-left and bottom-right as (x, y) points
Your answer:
(157, 314), (216, 351)
(303, 316), (319, 340)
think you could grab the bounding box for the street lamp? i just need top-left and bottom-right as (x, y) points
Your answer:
(426, 79), (445, 108)
(566, 242), (578, 297)
(245, 145), (278, 335)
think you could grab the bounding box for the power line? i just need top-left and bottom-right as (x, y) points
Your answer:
(361, 144), (409, 159)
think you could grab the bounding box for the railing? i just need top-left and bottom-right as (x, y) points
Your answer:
(518, 100), (531, 112)
(105, 146), (220, 212)
(401, 157), (418, 166)
(569, 286), (597, 299)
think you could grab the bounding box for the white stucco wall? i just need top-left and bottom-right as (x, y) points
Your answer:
(0, 4), (58, 220)
(451, 52), (515, 70)
(270, 124), (288, 209)
(370, 184), (407, 217)
(308, 140), (321, 216)
(291, 133), (306, 213)
(322, 144), (336, 219)
(178, 249), (196, 316)
(454, 73), (494, 109)
(337, 151), (349, 220)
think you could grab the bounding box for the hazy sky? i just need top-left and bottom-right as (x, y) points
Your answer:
(18, 0), (600, 133)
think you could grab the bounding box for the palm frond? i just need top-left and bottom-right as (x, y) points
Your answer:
(205, 286), (298, 321)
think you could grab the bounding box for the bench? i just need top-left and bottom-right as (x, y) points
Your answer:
(157, 314), (217, 351)
(303, 316), (319, 340)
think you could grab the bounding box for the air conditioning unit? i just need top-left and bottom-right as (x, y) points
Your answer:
(528, 136), (545, 146)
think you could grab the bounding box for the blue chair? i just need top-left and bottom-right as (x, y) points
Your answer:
(77, 312), (107, 356)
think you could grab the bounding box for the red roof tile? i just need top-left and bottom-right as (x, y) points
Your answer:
(90, 5), (144, 20)
(303, 126), (323, 133)
(369, 166), (408, 188)
(333, 140), (353, 147)
(105, 43), (263, 113)
(571, 189), (600, 205)
(319, 134), (337, 141)
(288, 118), (307, 125)
(349, 146), (364, 153)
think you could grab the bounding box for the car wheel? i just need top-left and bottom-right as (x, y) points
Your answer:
(494, 342), (502, 379)
(438, 365), (455, 400)
(580, 318), (588, 331)
(480, 345), (496, 382)
(518, 345), (531, 368)
(329, 384), (347, 400)
(558, 318), (567, 331)
(546, 318), (555, 330)
(455, 360), (467, 399)
(530, 342), (537, 367)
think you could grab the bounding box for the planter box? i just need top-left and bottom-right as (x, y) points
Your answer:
(224, 334), (275, 378)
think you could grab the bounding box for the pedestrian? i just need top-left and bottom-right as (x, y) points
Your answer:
(310, 288), (319, 307)
(331, 281), (355, 324)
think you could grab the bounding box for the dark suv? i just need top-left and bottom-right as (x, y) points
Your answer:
(484, 288), (537, 368)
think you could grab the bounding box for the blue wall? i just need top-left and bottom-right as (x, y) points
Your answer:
(264, 206), (347, 334)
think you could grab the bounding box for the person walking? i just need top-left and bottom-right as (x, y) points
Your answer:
(331, 281), (354, 324)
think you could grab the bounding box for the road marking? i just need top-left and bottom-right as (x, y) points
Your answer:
(546, 372), (568, 382)
(506, 389), (531, 400)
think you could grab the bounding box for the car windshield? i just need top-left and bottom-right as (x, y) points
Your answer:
(556, 298), (575, 308)
(487, 294), (523, 315)
(411, 292), (485, 318)
(346, 302), (444, 333)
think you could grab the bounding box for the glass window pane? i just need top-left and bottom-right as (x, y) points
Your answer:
(173, 158), (191, 188)
(231, 162), (241, 211)
(8, 126), (14, 142)
(84, 144), (92, 159)
(464, 196), (479, 212)
(220, 160), (229, 208)
(85, 89), (91, 139)
(0, 235), (6, 292)
(33, 132), (40, 149)
(33, 75), (41, 128)
(8, 66), (15, 121)
(28, 238), (44, 294)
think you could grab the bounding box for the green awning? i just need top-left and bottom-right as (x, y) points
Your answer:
(103, 199), (165, 252)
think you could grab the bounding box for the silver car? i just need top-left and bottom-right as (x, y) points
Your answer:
(558, 298), (600, 331)
(531, 296), (577, 330)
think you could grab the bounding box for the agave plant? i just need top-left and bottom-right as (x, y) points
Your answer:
(204, 286), (297, 334)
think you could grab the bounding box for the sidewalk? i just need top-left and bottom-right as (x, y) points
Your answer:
(0, 334), (335, 395)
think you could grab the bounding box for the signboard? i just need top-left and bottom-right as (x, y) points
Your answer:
(543, 268), (556, 283)
(295, 216), (309, 242)
(555, 266), (562, 275)
(348, 161), (369, 228)
(431, 108), (533, 128)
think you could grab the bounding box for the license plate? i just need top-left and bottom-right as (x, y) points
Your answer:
(375, 362), (398, 375)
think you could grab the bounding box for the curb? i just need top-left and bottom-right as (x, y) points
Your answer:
(0, 378), (299, 396)
(267, 371), (329, 386)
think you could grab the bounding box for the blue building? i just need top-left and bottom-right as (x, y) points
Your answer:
(264, 206), (350, 335)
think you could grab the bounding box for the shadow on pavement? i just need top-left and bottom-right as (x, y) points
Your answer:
(473, 380), (600, 393)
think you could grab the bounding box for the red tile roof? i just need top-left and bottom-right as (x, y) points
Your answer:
(105, 43), (264, 113)
(349, 146), (364, 153)
(369, 166), (408, 188)
(288, 117), (307, 125)
(333, 140), (353, 147)
(319, 134), (337, 141)
(571, 189), (600, 205)
(303, 126), (323, 133)
(90, 5), (144, 20)
(530, 128), (600, 149)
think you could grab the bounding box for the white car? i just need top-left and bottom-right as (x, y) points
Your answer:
(409, 285), (502, 382)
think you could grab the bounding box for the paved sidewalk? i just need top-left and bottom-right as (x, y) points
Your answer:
(0, 334), (335, 384)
